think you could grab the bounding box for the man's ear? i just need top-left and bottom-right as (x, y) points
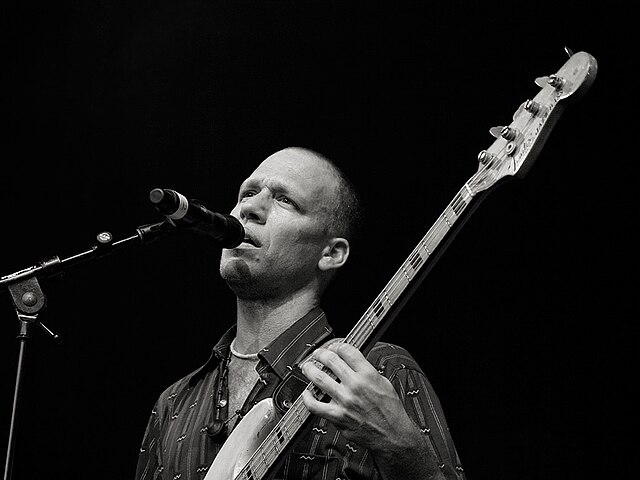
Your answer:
(318, 237), (350, 271)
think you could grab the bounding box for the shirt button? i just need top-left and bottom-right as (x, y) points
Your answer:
(218, 399), (227, 407)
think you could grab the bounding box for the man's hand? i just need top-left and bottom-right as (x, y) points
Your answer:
(300, 343), (446, 479)
(300, 342), (411, 449)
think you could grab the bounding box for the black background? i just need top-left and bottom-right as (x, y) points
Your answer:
(1, 2), (635, 479)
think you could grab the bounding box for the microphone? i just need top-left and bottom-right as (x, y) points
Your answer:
(149, 188), (244, 248)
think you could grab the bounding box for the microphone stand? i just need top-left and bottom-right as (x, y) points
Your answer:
(1, 220), (174, 480)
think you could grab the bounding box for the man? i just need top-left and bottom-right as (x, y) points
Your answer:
(136, 147), (466, 479)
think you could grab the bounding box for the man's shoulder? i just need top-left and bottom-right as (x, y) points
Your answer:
(366, 341), (424, 374)
(152, 364), (207, 408)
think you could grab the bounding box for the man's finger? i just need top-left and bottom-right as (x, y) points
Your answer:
(326, 342), (372, 373)
(301, 356), (344, 400)
(309, 347), (354, 383)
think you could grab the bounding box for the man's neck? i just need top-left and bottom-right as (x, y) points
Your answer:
(233, 290), (320, 355)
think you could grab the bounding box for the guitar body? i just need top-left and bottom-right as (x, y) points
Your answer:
(204, 399), (279, 480)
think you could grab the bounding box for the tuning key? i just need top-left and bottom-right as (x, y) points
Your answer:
(489, 126), (517, 141)
(477, 150), (497, 165)
(534, 76), (547, 88)
(548, 74), (565, 89)
(523, 99), (541, 115)
(489, 126), (503, 138)
(501, 126), (517, 141)
(535, 74), (565, 90)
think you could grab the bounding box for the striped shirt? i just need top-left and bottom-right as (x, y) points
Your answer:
(135, 307), (466, 479)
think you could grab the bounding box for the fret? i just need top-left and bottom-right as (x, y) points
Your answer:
(420, 240), (431, 256)
(383, 290), (392, 306)
(246, 453), (262, 479)
(270, 438), (281, 458)
(463, 182), (475, 198)
(393, 273), (410, 293)
(293, 402), (307, 426)
(425, 218), (449, 250)
(401, 265), (413, 280)
(348, 325), (366, 347)
(452, 187), (474, 216)
(382, 276), (401, 305)
(366, 314), (375, 328)
(349, 302), (382, 349)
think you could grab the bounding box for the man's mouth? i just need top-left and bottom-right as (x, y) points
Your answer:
(241, 235), (260, 247)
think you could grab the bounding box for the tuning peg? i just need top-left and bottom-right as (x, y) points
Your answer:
(523, 99), (541, 115)
(547, 74), (565, 89)
(489, 126), (503, 138)
(501, 126), (517, 141)
(514, 100), (541, 120)
(489, 126), (517, 140)
(535, 74), (565, 90)
(477, 150), (497, 165)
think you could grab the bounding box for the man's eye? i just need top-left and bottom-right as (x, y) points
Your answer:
(277, 195), (297, 207)
(240, 190), (256, 199)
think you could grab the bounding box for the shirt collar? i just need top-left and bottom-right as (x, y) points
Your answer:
(257, 306), (333, 379)
(188, 306), (333, 386)
(187, 324), (236, 387)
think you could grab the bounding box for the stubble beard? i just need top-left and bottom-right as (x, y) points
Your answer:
(220, 256), (273, 301)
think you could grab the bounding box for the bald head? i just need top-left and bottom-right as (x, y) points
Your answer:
(272, 147), (363, 243)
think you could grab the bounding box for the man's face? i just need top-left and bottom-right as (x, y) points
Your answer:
(219, 148), (338, 299)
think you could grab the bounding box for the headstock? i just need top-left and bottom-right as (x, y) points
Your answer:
(468, 50), (598, 195)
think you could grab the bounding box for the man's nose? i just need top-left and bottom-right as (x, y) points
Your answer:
(239, 190), (269, 223)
